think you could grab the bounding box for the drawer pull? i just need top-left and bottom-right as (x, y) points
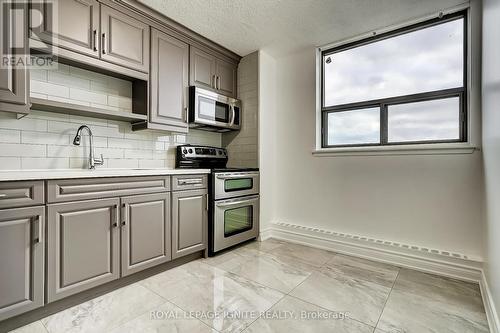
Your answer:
(178, 179), (202, 185)
(0, 194), (6, 198)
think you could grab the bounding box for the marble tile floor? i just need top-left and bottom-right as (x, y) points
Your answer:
(10, 239), (490, 333)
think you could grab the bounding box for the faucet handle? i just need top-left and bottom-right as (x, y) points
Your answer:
(94, 154), (104, 165)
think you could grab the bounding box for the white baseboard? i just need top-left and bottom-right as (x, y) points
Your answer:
(261, 222), (498, 332)
(262, 222), (482, 282)
(480, 274), (500, 333)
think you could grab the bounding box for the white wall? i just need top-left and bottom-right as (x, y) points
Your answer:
(482, 0), (500, 321)
(223, 52), (259, 168)
(258, 1), (485, 259)
(258, 50), (277, 232)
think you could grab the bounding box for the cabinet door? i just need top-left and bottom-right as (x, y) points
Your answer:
(47, 198), (120, 303)
(0, 1), (29, 113)
(100, 5), (149, 72)
(216, 59), (237, 98)
(0, 206), (44, 321)
(121, 193), (171, 276)
(150, 29), (188, 131)
(172, 189), (208, 259)
(190, 47), (216, 90)
(31, 0), (99, 57)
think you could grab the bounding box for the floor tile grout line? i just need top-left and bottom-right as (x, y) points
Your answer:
(374, 268), (401, 330)
(138, 279), (222, 333)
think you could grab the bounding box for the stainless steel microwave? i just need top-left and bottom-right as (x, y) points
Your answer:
(189, 86), (241, 132)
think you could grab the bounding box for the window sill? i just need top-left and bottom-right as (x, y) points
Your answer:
(312, 143), (478, 157)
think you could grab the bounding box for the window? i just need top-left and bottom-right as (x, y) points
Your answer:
(321, 11), (467, 148)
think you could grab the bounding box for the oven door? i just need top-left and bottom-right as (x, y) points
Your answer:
(214, 172), (259, 200)
(213, 195), (259, 252)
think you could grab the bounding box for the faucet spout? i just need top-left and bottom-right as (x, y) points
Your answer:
(73, 125), (104, 170)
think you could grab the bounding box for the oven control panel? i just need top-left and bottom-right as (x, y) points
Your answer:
(176, 145), (228, 169)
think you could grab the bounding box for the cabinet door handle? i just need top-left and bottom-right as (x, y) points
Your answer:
(111, 204), (118, 228)
(102, 33), (106, 54)
(33, 216), (42, 244)
(212, 74), (216, 89)
(121, 203), (127, 226)
(93, 29), (97, 51)
(206, 194), (209, 211)
(0, 193), (6, 198)
(216, 76), (220, 90)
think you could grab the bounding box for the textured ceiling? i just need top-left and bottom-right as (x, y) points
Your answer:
(138, 0), (467, 57)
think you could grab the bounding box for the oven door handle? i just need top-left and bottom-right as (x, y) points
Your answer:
(216, 174), (257, 180)
(216, 196), (259, 208)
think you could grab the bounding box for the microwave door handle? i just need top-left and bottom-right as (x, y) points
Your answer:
(229, 105), (235, 126)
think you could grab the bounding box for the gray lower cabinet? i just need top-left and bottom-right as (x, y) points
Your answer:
(0, 1), (29, 114)
(121, 193), (171, 276)
(0, 206), (44, 321)
(149, 28), (189, 132)
(172, 189), (208, 259)
(47, 198), (120, 303)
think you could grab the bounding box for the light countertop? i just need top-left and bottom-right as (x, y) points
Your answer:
(0, 168), (210, 181)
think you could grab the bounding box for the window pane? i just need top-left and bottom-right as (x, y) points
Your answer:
(327, 107), (380, 145)
(388, 97), (460, 143)
(324, 18), (464, 106)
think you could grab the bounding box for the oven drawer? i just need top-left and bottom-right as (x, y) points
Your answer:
(47, 176), (170, 203)
(172, 175), (207, 191)
(213, 194), (259, 253)
(0, 181), (44, 209)
(213, 172), (259, 200)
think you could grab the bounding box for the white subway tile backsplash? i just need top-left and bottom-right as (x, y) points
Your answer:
(48, 71), (91, 90)
(22, 131), (69, 145)
(0, 62), (221, 170)
(0, 143), (46, 157)
(70, 88), (107, 105)
(139, 159), (165, 168)
(0, 113), (48, 131)
(21, 157), (69, 169)
(0, 157), (21, 169)
(31, 80), (70, 98)
(107, 158), (139, 168)
(124, 149), (153, 159)
(107, 95), (132, 110)
(0, 129), (21, 143)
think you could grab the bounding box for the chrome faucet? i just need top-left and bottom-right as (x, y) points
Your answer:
(73, 125), (104, 169)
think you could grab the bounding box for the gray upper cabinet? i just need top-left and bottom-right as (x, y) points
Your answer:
(121, 193), (171, 276)
(216, 58), (237, 97)
(172, 189), (208, 259)
(0, 206), (44, 321)
(190, 47), (237, 98)
(100, 5), (150, 73)
(0, 1), (29, 114)
(31, 0), (100, 58)
(190, 47), (216, 90)
(149, 28), (189, 132)
(47, 198), (120, 303)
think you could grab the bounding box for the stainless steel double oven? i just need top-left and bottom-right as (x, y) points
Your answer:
(175, 144), (259, 255)
(211, 169), (259, 254)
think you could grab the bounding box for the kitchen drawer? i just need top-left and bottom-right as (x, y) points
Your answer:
(47, 176), (170, 203)
(172, 175), (207, 191)
(0, 181), (44, 209)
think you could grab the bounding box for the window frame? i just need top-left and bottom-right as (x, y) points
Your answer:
(320, 10), (468, 149)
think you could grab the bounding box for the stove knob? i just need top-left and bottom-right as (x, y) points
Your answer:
(188, 148), (193, 154)
(183, 149), (187, 154)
